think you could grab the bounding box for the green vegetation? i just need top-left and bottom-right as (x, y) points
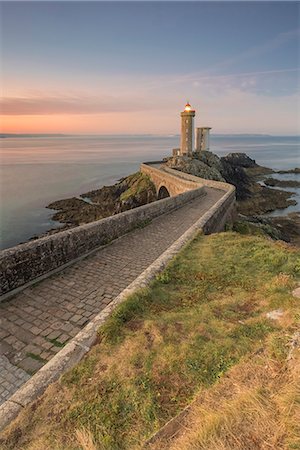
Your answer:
(120, 173), (156, 202)
(232, 219), (282, 240)
(25, 352), (47, 363)
(46, 337), (67, 348)
(1, 232), (299, 450)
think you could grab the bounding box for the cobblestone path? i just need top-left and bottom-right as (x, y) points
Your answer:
(0, 188), (224, 404)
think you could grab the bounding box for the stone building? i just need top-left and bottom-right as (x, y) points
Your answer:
(173, 102), (211, 157)
(195, 126), (212, 153)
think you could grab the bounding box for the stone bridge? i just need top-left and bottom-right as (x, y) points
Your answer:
(0, 163), (235, 430)
(141, 162), (202, 198)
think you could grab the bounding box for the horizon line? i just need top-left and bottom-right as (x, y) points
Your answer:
(1, 132), (300, 138)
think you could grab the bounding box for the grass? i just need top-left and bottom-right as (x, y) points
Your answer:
(46, 338), (67, 348)
(119, 173), (156, 202)
(25, 353), (47, 363)
(0, 232), (299, 450)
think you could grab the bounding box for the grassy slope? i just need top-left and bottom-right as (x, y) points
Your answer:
(0, 233), (299, 450)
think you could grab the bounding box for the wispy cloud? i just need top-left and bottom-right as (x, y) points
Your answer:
(209, 28), (300, 73)
(144, 68), (300, 93)
(1, 95), (157, 115)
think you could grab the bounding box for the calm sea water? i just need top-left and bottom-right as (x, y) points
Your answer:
(1, 135), (299, 250)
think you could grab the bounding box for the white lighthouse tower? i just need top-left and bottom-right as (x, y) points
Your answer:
(180, 102), (195, 156)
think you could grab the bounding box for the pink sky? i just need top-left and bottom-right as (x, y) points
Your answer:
(2, 71), (299, 135)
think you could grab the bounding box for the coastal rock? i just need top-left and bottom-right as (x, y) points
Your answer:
(221, 152), (273, 177)
(194, 150), (223, 172)
(221, 152), (258, 168)
(233, 212), (300, 246)
(264, 177), (300, 188)
(265, 212), (300, 246)
(220, 160), (252, 200)
(277, 168), (300, 174)
(237, 185), (296, 215)
(47, 173), (157, 227)
(47, 197), (106, 225)
(165, 155), (225, 182)
(165, 151), (295, 213)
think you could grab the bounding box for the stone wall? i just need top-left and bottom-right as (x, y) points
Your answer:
(141, 162), (201, 196)
(0, 186), (205, 298)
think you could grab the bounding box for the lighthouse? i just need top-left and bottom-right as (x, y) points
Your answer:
(180, 102), (195, 156)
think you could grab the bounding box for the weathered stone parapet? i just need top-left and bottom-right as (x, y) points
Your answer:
(0, 185), (205, 299)
(163, 165), (234, 193)
(141, 162), (201, 196)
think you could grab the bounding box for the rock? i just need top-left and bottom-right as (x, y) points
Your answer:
(264, 178), (300, 188)
(46, 172), (157, 228)
(47, 197), (106, 226)
(232, 212), (300, 246)
(277, 168), (300, 174)
(237, 185), (296, 216)
(265, 212), (300, 246)
(117, 172), (157, 211)
(165, 152), (296, 214)
(165, 155), (225, 182)
(221, 152), (258, 168)
(194, 150), (223, 172)
(221, 153), (273, 178)
(220, 160), (253, 200)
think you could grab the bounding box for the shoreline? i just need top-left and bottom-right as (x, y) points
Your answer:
(26, 153), (299, 247)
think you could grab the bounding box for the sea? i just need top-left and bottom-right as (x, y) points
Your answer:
(0, 134), (299, 250)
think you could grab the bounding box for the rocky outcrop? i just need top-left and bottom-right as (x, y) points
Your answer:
(165, 155), (225, 182)
(164, 151), (297, 219)
(195, 150), (223, 172)
(221, 153), (273, 178)
(233, 212), (300, 246)
(237, 185), (296, 215)
(47, 173), (157, 227)
(221, 152), (258, 168)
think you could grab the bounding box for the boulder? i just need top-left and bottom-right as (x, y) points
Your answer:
(194, 150), (223, 172)
(221, 153), (258, 168)
(165, 156), (225, 182)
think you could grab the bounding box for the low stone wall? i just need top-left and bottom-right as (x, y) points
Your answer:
(0, 186), (205, 298)
(163, 166), (232, 192)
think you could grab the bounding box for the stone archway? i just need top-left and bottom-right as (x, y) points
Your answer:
(158, 185), (170, 200)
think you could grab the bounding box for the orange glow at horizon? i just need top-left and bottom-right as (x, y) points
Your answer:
(0, 112), (176, 134)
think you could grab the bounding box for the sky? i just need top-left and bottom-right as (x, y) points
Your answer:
(1, 1), (299, 135)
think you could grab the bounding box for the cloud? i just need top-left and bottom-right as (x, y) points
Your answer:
(1, 94), (157, 115)
(144, 68), (300, 97)
(208, 28), (300, 73)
